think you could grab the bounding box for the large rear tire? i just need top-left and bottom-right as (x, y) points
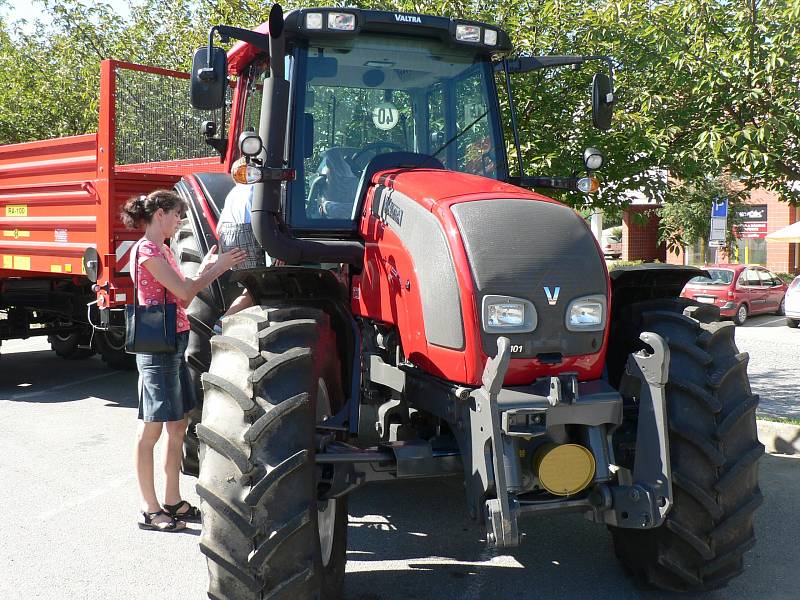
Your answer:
(172, 217), (230, 477)
(608, 299), (763, 592)
(198, 305), (348, 600)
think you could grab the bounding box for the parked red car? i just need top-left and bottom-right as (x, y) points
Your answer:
(680, 264), (787, 325)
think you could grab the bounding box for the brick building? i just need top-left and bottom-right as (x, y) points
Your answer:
(664, 188), (800, 274)
(617, 188), (799, 275)
(621, 204), (666, 262)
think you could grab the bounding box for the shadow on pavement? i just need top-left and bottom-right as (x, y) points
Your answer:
(0, 349), (137, 407)
(343, 454), (799, 600)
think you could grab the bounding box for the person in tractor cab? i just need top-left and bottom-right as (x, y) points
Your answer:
(121, 190), (246, 532)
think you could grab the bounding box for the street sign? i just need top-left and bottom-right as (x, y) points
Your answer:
(709, 197), (728, 245)
(712, 198), (728, 218)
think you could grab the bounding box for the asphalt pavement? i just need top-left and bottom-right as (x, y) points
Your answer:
(0, 331), (798, 600)
(734, 313), (800, 420)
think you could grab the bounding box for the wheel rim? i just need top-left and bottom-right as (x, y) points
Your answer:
(738, 305), (747, 323)
(316, 378), (337, 568)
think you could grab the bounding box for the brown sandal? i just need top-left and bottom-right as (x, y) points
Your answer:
(138, 510), (186, 532)
(163, 500), (201, 523)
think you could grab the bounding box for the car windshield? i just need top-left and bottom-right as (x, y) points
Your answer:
(287, 34), (504, 231)
(689, 268), (734, 285)
(789, 276), (800, 291)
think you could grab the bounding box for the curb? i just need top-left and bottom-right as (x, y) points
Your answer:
(757, 419), (800, 456)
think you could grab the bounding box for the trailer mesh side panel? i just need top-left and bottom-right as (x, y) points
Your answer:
(114, 66), (231, 173)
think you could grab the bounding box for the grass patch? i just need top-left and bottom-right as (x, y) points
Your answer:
(758, 416), (800, 426)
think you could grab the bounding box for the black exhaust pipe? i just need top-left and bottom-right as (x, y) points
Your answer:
(250, 4), (364, 267)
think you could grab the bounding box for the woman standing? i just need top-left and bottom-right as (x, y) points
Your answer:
(121, 190), (246, 532)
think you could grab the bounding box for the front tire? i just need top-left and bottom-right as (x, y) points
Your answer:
(733, 303), (748, 325)
(609, 299), (763, 592)
(786, 317), (799, 328)
(776, 297), (785, 316)
(197, 305), (348, 600)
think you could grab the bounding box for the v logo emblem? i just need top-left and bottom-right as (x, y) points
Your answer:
(544, 286), (560, 306)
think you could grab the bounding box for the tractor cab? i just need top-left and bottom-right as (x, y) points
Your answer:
(288, 32), (507, 233)
(191, 6), (614, 249)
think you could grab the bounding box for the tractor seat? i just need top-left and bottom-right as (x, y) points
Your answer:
(310, 147), (361, 213)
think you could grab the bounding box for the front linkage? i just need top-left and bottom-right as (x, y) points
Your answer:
(473, 334), (673, 547)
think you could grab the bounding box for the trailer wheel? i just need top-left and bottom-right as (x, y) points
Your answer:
(94, 328), (135, 370)
(48, 328), (95, 360)
(198, 305), (348, 600)
(608, 299), (763, 592)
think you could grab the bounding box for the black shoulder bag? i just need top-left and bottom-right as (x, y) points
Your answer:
(125, 240), (178, 354)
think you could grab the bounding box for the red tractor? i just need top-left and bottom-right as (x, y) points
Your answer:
(164, 5), (761, 599)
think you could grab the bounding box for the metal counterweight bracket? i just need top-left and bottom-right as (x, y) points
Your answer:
(471, 337), (520, 548)
(604, 331), (673, 529)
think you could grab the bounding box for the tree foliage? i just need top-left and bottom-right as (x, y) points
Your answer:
(0, 0), (797, 209)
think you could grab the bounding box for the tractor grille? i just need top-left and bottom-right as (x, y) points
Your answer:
(451, 199), (608, 360)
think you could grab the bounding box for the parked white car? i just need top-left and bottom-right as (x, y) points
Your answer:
(785, 276), (800, 328)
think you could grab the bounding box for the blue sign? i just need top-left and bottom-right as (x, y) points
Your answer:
(711, 198), (728, 218)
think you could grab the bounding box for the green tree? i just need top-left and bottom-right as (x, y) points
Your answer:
(0, 0), (797, 210)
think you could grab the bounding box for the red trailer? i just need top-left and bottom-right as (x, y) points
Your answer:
(0, 60), (228, 365)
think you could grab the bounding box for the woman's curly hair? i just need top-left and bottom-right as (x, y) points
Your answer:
(120, 190), (187, 229)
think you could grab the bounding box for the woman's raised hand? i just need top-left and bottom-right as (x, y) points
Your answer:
(217, 248), (248, 271)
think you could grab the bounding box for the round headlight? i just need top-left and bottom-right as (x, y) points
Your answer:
(239, 131), (263, 157)
(583, 147), (603, 171)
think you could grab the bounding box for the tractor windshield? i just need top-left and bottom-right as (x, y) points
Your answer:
(287, 34), (505, 231)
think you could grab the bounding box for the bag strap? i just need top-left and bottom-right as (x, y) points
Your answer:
(133, 238), (168, 307)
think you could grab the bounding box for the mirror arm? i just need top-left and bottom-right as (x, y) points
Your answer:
(507, 54), (615, 100)
(508, 176), (579, 191)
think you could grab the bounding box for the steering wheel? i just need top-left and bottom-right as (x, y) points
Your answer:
(348, 142), (405, 173)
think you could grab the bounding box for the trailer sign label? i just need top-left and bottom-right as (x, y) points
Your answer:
(5, 205), (27, 217)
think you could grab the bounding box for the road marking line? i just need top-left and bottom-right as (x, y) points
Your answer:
(40, 475), (135, 520)
(754, 317), (786, 327)
(5, 371), (120, 401)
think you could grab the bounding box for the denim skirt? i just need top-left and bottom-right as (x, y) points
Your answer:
(136, 331), (197, 422)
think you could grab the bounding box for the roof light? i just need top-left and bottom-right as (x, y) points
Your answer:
(305, 12), (323, 29)
(328, 12), (356, 31)
(484, 29), (498, 46)
(455, 24), (481, 43)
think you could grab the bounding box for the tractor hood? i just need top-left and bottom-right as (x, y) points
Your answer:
(360, 168), (611, 385)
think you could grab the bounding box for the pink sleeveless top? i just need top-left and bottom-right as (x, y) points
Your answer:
(132, 238), (190, 333)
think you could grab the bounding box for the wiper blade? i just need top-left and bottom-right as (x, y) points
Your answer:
(432, 109), (489, 160)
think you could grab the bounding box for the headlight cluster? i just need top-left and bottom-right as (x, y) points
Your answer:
(481, 294), (606, 334)
(565, 296), (606, 331)
(482, 295), (536, 333)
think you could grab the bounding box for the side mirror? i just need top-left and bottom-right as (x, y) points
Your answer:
(591, 72), (614, 131)
(191, 46), (228, 110)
